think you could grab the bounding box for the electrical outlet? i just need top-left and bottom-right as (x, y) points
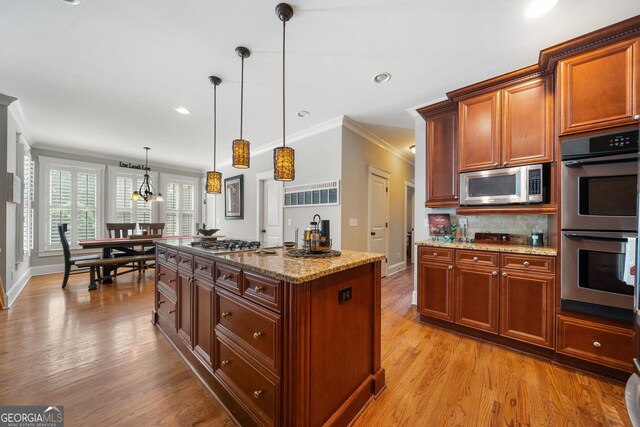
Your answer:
(288, 218), (292, 226)
(349, 218), (358, 227)
(459, 217), (468, 227)
(338, 286), (352, 304)
(397, 251), (401, 259)
(424, 218), (428, 228)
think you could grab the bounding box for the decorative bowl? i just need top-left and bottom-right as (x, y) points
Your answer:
(197, 229), (219, 236)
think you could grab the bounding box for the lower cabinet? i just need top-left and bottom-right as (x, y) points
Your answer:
(177, 270), (193, 347)
(193, 277), (214, 367)
(417, 259), (455, 322)
(455, 265), (499, 334)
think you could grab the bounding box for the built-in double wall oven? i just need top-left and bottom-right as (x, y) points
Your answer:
(561, 129), (639, 321)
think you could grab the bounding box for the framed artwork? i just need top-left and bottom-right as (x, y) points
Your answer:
(224, 175), (244, 219)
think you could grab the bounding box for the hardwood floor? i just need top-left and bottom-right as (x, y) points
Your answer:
(0, 268), (630, 426)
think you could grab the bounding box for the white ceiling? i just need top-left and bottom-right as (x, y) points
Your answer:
(1, 1), (639, 171)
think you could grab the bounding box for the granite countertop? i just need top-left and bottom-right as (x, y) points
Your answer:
(415, 240), (557, 256)
(158, 239), (385, 284)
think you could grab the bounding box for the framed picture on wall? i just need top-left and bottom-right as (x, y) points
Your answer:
(224, 175), (244, 219)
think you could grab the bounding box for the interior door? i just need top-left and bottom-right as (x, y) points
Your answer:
(369, 173), (388, 276)
(262, 178), (282, 247)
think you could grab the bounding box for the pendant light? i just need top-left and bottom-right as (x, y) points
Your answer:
(273, 3), (295, 181)
(131, 147), (163, 203)
(232, 46), (251, 169)
(206, 76), (222, 194)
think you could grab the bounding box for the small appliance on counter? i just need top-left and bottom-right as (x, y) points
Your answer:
(474, 232), (510, 244)
(530, 232), (544, 246)
(289, 214), (340, 258)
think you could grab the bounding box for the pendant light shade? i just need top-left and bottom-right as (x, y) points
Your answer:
(232, 46), (251, 169)
(131, 147), (163, 203)
(274, 3), (295, 181)
(206, 75), (223, 194)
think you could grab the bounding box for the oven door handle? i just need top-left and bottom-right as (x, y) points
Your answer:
(563, 233), (629, 242)
(564, 156), (639, 168)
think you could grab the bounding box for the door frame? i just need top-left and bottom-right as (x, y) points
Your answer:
(256, 171), (284, 244)
(367, 164), (390, 277)
(404, 180), (415, 267)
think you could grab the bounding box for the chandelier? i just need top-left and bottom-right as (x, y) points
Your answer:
(131, 147), (163, 203)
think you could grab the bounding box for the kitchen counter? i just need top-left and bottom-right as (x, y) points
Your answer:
(415, 240), (557, 256)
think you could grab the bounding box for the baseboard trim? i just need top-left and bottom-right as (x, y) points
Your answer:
(30, 265), (65, 276)
(6, 269), (32, 308)
(387, 262), (406, 276)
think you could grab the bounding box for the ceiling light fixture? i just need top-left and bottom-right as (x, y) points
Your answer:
(131, 147), (163, 203)
(297, 110), (309, 118)
(273, 3), (295, 182)
(206, 76), (222, 194)
(372, 72), (391, 84)
(232, 46), (251, 169)
(60, 0), (81, 4)
(524, 0), (559, 18)
(409, 145), (415, 154)
(175, 107), (191, 115)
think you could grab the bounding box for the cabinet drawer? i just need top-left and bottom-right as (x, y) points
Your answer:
(243, 272), (282, 314)
(215, 263), (242, 295)
(194, 256), (215, 280)
(177, 253), (193, 271)
(156, 245), (168, 263)
(215, 335), (279, 426)
(165, 248), (178, 266)
(419, 247), (454, 263)
(501, 253), (555, 274)
(156, 289), (176, 329)
(215, 289), (281, 374)
(157, 263), (178, 294)
(557, 315), (633, 372)
(456, 250), (498, 268)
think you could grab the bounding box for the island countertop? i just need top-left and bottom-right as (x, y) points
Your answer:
(158, 239), (385, 284)
(415, 240), (557, 256)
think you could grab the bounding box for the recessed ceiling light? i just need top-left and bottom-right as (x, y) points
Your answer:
(60, 0), (81, 4)
(372, 72), (391, 84)
(175, 107), (191, 115)
(524, 0), (559, 18)
(297, 110), (310, 118)
(409, 145), (415, 154)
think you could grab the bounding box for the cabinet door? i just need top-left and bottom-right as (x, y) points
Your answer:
(458, 91), (501, 172)
(502, 76), (553, 167)
(455, 265), (499, 334)
(499, 271), (554, 348)
(426, 109), (458, 206)
(417, 261), (455, 322)
(193, 277), (214, 367)
(177, 272), (193, 347)
(558, 37), (640, 135)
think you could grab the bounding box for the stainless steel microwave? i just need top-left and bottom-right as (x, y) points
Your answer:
(459, 164), (549, 206)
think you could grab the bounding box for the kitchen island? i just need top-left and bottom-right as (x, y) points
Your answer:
(153, 240), (386, 427)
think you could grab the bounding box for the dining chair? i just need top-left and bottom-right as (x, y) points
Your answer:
(106, 223), (136, 238)
(59, 224), (101, 288)
(138, 223), (165, 236)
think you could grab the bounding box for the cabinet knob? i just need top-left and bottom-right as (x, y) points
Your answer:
(253, 331), (264, 340)
(169, 279), (176, 283)
(181, 259), (189, 264)
(473, 256), (478, 262)
(221, 312), (231, 318)
(492, 271), (498, 276)
(199, 265), (207, 270)
(433, 252), (438, 257)
(221, 360), (230, 367)
(222, 274), (231, 280)
(634, 115), (640, 120)
(254, 286), (264, 293)
(454, 196), (458, 200)
(168, 309), (176, 314)
(503, 161), (508, 167)
(493, 162), (499, 167)
(502, 272), (507, 277)
(168, 255), (175, 259)
(159, 272), (166, 277)
(593, 341), (602, 348)
(254, 390), (264, 399)
(448, 265), (454, 270)
(523, 261), (530, 267)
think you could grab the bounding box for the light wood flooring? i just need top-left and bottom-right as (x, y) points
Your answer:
(0, 268), (630, 426)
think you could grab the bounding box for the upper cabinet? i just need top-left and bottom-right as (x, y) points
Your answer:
(425, 107), (458, 206)
(558, 37), (640, 135)
(458, 76), (554, 173)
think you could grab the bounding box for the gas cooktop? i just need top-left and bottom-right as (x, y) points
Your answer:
(189, 239), (261, 253)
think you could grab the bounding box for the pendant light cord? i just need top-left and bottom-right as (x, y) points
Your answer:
(282, 19), (286, 148)
(213, 83), (217, 169)
(240, 55), (245, 140)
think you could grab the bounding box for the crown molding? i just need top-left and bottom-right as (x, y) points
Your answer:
(8, 101), (32, 144)
(342, 116), (415, 166)
(0, 94), (17, 107)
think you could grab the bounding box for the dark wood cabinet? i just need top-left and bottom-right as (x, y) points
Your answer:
(177, 270), (193, 347)
(193, 277), (214, 367)
(454, 264), (500, 334)
(558, 37), (640, 135)
(425, 108), (458, 206)
(458, 76), (553, 172)
(417, 255), (454, 322)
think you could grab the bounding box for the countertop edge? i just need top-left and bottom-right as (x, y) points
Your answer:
(415, 240), (557, 256)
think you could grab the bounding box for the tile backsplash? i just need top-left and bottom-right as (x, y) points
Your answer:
(425, 208), (548, 245)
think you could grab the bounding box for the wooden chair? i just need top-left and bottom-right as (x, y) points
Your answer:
(59, 224), (101, 288)
(138, 223), (165, 236)
(106, 223), (136, 238)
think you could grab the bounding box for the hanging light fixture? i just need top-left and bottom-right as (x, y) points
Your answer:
(232, 46), (251, 169)
(206, 75), (222, 194)
(131, 147), (163, 203)
(274, 3), (295, 181)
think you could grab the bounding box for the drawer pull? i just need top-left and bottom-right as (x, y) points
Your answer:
(593, 341), (602, 348)
(199, 265), (207, 270)
(433, 252), (438, 257)
(253, 331), (264, 340)
(523, 261), (530, 267)
(168, 309), (176, 314)
(254, 286), (264, 293)
(473, 256), (478, 262)
(492, 271), (498, 276)
(221, 312), (232, 318)
(254, 389), (264, 399)
(158, 300), (165, 305)
(221, 360), (230, 367)
(448, 265), (453, 270)
(159, 272), (166, 277)
(168, 255), (175, 259)
(169, 279), (176, 283)
(222, 274), (231, 280)
(502, 272), (507, 277)
(181, 259), (189, 264)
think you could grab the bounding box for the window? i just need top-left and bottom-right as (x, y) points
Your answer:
(23, 146), (34, 255)
(40, 157), (104, 251)
(113, 173), (153, 223)
(164, 178), (197, 236)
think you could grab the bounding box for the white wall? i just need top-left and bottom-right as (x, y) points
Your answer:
(413, 114), (427, 304)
